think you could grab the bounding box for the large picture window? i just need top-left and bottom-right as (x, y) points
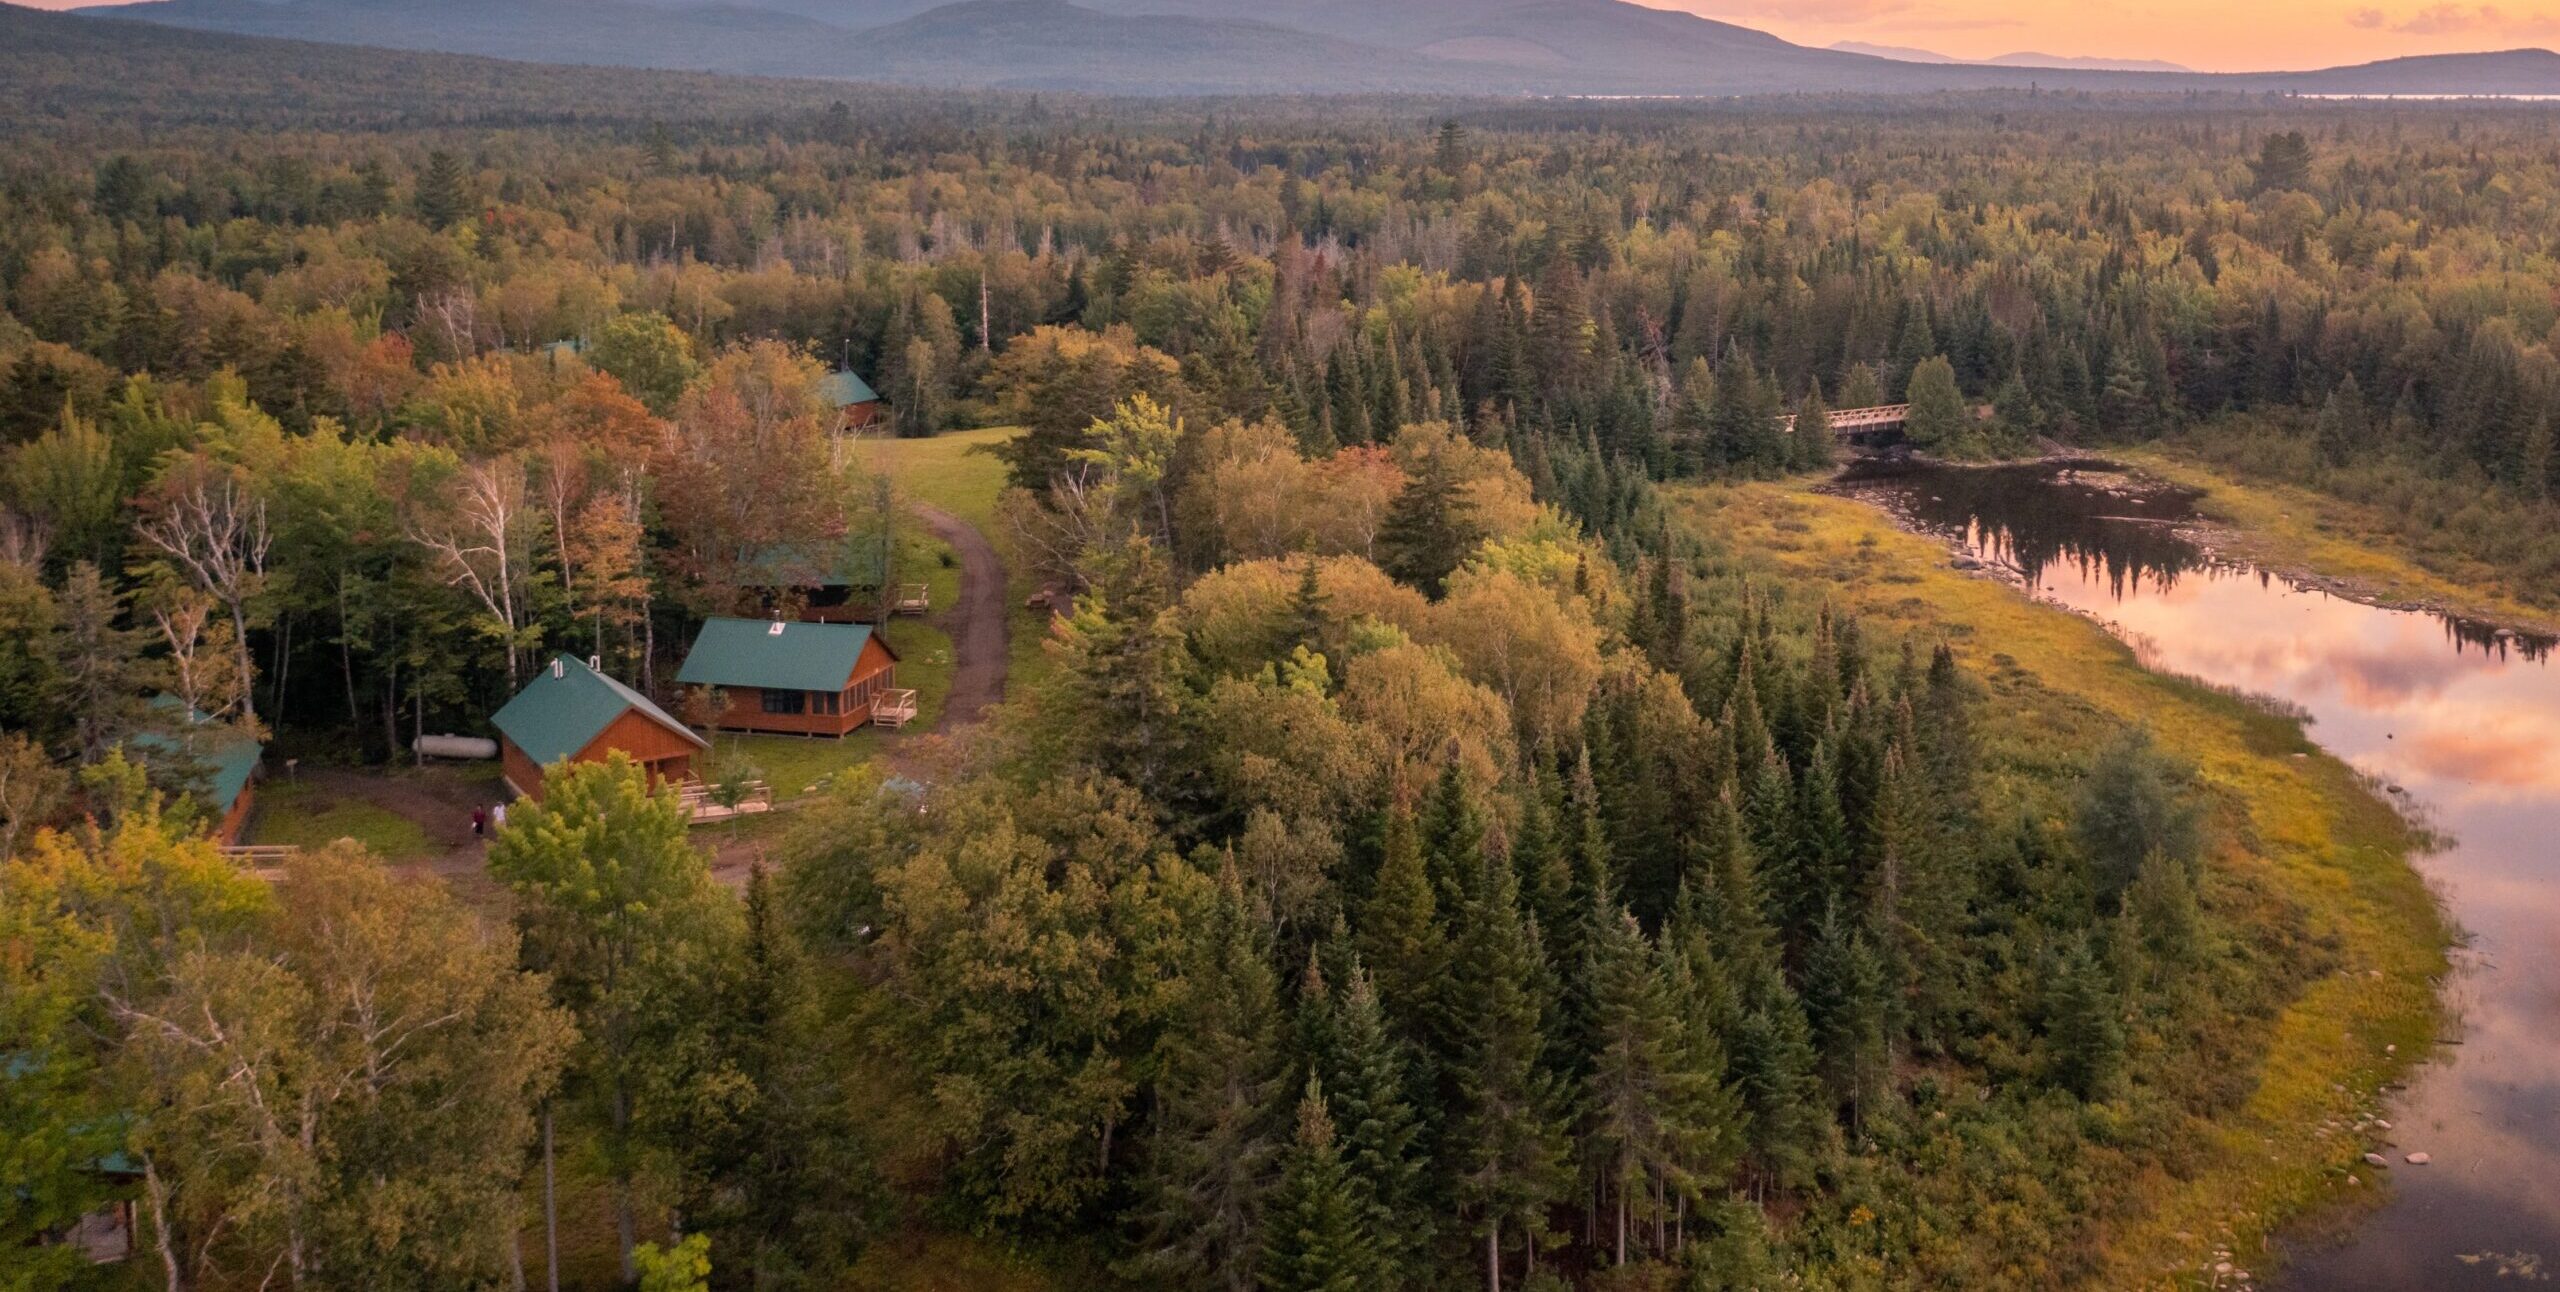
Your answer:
(760, 689), (807, 715)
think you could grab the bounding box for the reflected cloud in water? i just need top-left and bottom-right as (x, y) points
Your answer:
(1842, 459), (2560, 1290)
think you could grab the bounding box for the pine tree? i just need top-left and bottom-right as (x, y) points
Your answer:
(1790, 385), (1835, 471)
(1378, 446), (1475, 598)
(1285, 555), (1331, 657)
(416, 149), (468, 229)
(2045, 935), (2125, 1100)
(45, 561), (153, 763)
(1261, 1077), (1382, 1292)
(1448, 856), (1569, 1291)
(1360, 802), (1449, 1061)
(1318, 963), (1432, 1281)
(1132, 865), (1287, 1291)
(1581, 907), (1738, 1265)
(1799, 902), (1888, 1125)
(1422, 759), (1488, 913)
(2316, 373), (2366, 466)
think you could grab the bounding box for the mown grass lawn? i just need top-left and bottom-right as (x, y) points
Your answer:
(1681, 480), (2446, 1286)
(247, 778), (438, 861)
(863, 425), (1056, 695)
(699, 617), (953, 798)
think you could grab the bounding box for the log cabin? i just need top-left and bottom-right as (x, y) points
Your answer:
(491, 655), (707, 801)
(676, 617), (903, 737)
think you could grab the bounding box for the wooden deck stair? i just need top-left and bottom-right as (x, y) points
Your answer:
(677, 776), (774, 824)
(870, 688), (920, 729)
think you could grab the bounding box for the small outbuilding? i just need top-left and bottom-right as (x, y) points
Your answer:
(136, 696), (263, 846)
(741, 534), (892, 624)
(821, 369), (885, 432)
(491, 655), (707, 801)
(677, 617), (907, 736)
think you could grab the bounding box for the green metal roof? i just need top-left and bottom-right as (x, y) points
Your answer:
(491, 656), (704, 767)
(136, 696), (261, 812)
(818, 369), (880, 408)
(677, 618), (892, 693)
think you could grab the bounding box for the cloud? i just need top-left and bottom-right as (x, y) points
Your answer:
(2347, 3), (2560, 36)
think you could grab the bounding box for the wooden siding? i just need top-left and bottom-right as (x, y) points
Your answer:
(699, 638), (899, 738)
(503, 706), (699, 801)
(215, 783), (254, 847)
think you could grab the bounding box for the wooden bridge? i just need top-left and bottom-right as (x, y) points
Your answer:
(1779, 403), (1992, 447)
(1779, 403), (1912, 445)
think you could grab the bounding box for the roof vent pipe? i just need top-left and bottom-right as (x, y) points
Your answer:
(552, 659), (566, 679)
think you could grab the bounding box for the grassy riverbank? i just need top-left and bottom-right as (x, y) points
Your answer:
(2119, 447), (2560, 639)
(1678, 480), (2448, 1287)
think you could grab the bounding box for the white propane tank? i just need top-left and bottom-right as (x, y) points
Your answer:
(413, 734), (500, 761)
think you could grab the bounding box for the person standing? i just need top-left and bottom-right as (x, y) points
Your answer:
(472, 806), (487, 837)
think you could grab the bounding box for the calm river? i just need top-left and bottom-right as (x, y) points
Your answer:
(1837, 459), (2560, 1289)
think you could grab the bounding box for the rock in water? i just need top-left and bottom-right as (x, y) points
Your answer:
(2404, 1151), (2431, 1165)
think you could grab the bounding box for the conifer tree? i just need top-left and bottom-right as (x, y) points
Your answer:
(416, 149), (468, 229)
(1378, 446), (1475, 598)
(1261, 1077), (1380, 1292)
(1422, 759), (1488, 913)
(2045, 934), (2125, 1100)
(1902, 356), (1969, 450)
(1318, 962), (1432, 1281)
(1132, 865), (1287, 1291)
(1448, 856), (1569, 1291)
(1360, 802), (1449, 1062)
(1800, 902), (1889, 1126)
(1790, 386), (1835, 471)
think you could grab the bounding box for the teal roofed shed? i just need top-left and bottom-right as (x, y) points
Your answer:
(818, 369), (879, 407)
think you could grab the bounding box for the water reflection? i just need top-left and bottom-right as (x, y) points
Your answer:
(1839, 459), (2560, 1290)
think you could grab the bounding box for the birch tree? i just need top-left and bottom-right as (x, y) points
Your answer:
(135, 456), (271, 725)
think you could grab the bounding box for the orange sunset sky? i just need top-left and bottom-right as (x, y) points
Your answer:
(13, 0), (2560, 72)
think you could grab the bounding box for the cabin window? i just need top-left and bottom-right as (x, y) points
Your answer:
(760, 689), (807, 715)
(814, 691), (838, 715)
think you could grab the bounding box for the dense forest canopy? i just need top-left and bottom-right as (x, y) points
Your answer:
(0, 21), (2520, 1291)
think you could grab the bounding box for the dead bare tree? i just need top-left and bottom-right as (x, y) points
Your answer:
(136, 460), (272, 725)
(406, 457), (537, 689)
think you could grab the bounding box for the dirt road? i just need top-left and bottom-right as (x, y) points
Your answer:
(912, 502), (1008, 733)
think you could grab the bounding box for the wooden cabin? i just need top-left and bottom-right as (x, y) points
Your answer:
(677, 617), (905, 737)
(821, 369), (885, 432)
(136, 696), (262, 846)
(741, 536), (891, 625)
(491, 655), (708, 801)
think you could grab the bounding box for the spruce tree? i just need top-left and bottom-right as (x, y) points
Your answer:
(1261, 1077), (1381, 1292)
(1448, 856), (1569, 1291)
(1790, 386), (1835, 471)
(1800, 902), (1889, 1126)
(1131, 866), (1287, 1291)
(1360, 802), (1449, 1062)
(416, 149), (468, 229)
(1378, 447), (1475, 598)
(1321, 963), (1432, 1280)
(2045, 935), (2125, 1101)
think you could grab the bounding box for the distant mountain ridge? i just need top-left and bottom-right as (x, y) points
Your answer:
(1828, 40), (2193, 73)
(48, 0), (2560, 96)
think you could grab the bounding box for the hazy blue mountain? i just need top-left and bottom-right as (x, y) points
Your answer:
(1830, 40), (2192, 73)
(56, 0), (2560, 96)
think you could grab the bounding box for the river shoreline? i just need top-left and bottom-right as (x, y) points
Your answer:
(1820, 456), (2560, 1289)
(1833, 448), (2560, 647)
